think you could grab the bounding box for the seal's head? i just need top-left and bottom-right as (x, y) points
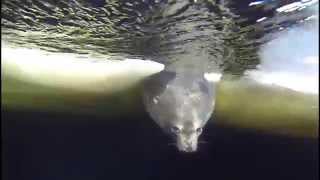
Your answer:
(143, 71), (217, 152)
(169, 119), (205, 152)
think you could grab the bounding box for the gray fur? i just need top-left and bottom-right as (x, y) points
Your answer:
(143, 71), (216, 152)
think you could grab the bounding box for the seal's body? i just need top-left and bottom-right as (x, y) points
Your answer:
(143, 70), (216, 152)
(141, 0), (230, 152)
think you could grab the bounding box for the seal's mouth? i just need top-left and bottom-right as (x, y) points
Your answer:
(179, 147), (197, 153)
(177, 145), (198, 153)
(176, 140), (198, 153)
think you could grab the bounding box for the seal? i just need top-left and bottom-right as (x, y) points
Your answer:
(140, 0), (259, 152)
(143, 71), (216, 152)
(1, 0), (260, 152)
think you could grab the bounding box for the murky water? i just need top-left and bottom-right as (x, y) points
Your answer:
(1, 0), (318, 180)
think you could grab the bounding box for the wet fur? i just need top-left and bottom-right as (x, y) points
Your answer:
(143, 70), (216, 152)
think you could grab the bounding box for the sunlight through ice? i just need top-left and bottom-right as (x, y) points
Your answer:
(204, 73), (222, 83)
(246, 20), (318, 94)
(1, 43), (164, 93)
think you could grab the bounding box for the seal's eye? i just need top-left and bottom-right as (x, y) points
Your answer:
(196, 127), (203, 134)
(171, 126), (181, 134)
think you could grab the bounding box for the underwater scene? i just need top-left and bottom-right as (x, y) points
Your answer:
(2, 0), (318, 179)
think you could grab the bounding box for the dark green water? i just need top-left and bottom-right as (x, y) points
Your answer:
(2, 109), (318, 180)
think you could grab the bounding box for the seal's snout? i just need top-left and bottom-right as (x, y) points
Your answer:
(177, 143), (197, 152)
(176, 136), (198, 153)
(185, 146), (197, 153)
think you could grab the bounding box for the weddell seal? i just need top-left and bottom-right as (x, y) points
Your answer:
(2, 0), (260, 152)
(139, 0), (260, 152)
(143, 71), (216, 152)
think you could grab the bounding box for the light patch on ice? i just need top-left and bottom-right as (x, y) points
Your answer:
(256, 17), (267, 22)
(276, 0), (318, 13)
(246, 20), (318, 94)
(277, 2), (302, 13)
(204, 73), (222, 83)
(246, 68), (318, 94)
(249, 1), (265, 6)
(304, 15), (317, 21)
(1, 43), (165, 93)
